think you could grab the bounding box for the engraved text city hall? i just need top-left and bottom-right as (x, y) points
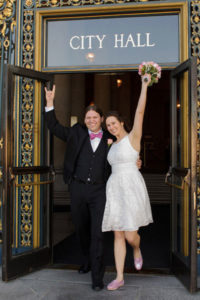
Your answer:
(69, 33), (155, 50)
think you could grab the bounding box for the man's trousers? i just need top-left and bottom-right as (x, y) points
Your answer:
(70, 180), (106, 286)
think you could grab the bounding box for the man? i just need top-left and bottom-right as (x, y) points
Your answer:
(45, 85), (140, 291)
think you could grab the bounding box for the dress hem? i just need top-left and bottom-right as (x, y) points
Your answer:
(102, 220), (153, 232)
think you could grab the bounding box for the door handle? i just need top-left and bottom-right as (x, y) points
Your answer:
(165, 167), (190, 190)
(165, 172), (184, 189)
(15, 179), (54, 187)
(9, 167), (55, 187)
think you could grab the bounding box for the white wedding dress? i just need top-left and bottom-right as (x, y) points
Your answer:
(102, 135), (153, 232)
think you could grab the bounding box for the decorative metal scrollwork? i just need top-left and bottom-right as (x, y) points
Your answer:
(19, 75), (34, 247)
(0, 0), (16, 58)
(36, 0), (156, 8)
(17, 3), (35, 247)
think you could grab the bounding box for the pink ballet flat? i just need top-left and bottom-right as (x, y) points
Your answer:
(107, 279), (124, 291)
(134, 249), (143, 271)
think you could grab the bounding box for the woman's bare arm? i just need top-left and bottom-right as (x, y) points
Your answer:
(129, 74), (151, 152)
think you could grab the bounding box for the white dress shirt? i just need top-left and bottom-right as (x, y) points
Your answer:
(45, 106), (54, 112)
(88, 129), (103, 152)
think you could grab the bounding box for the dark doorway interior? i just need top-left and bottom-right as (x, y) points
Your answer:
(52, 71), (171, 271)
(53, 204), (170, 270)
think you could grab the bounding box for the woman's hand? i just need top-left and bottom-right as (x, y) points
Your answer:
(141, 73), (151, 87)
(45, 84), (56, 107)
(136, 157), (142, 169)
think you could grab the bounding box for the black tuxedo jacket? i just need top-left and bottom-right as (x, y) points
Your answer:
(45, 109), (114, 183)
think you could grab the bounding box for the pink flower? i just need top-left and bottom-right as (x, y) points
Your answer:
(107, 139), (113, 147)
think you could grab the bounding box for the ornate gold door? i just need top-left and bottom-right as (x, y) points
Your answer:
(2, 65), (54, 281)
(166, 57), (197, 292)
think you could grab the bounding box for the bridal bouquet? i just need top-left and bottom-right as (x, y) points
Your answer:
(138, 61), (161, 86)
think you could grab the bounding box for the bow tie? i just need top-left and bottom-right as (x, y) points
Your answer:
(89, 132), (103, 140)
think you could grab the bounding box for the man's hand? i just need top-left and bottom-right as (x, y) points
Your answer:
(45, 84), (56, 107)
(136, 157), (142, 169)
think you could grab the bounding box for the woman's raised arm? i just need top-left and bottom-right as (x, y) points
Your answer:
(129, 74), (151, 152)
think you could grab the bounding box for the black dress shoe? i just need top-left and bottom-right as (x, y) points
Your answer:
(78, 264), (91, 274)
(92, 283), (104, 291)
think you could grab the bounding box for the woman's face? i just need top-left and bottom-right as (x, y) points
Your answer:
(106, 116), (124, 137)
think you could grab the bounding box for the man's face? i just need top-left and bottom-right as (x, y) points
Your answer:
(84, 110), (103, 133)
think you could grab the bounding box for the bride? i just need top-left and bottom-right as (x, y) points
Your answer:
(102, 73), (153, 291)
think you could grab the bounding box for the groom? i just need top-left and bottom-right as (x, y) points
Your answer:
(45, 85), (114, 291)
(45, 85), (141, 291)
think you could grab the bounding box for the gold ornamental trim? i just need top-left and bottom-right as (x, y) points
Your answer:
(0, 0), (16, 37)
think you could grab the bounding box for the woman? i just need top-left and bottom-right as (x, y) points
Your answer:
(102, 74), (153, 291)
